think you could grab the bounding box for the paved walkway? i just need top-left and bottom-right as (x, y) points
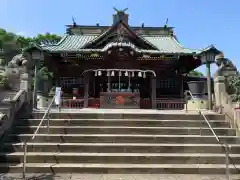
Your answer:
(1, 174), (240, 180)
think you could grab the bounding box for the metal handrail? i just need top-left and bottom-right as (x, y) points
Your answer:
(32, 95), (56, 140)
(186, 90), (220, 142)
(22, 95), (56, 179)
(185, 90), (232, 179)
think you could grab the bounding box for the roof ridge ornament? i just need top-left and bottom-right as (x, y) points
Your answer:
(164, 18), (169, 28)
(113, 7), (128, 14)
(72, 17), (77, 27)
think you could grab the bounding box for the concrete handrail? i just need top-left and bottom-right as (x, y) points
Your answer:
(0, 89), (26, 139)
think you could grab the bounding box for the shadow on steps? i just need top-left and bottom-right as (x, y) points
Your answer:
(0, 173), (57, 180)
(0, 104), (32, 173)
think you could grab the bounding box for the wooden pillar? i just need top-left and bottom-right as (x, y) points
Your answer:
(180, 76), (184, 98)
(84, 73), (89, 108)
(151, 76), (156, 109)
(107, 75), (111, 92)
(206, 62), (212, 110)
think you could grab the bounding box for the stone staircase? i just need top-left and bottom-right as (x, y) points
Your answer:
(1, 110), (240, 175)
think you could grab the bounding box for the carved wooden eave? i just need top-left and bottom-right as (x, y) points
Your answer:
(81, 20), (158, 51)
(137, 54), (179, 61)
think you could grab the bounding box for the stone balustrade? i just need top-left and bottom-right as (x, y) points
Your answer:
(0, 89), (26, 140)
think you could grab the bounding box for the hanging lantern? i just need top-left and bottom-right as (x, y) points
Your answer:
(98, 71), (102, 76)
(138, 71), (142, 77)
(132, 71), (134, 77)
(107, 71), (110, 76)
(143, 72), (146, 78)
(94, 71), (98, 76)
(111, 71), (115, 76)
(124, 71), (128, 76)
(119, 71), (122, 76)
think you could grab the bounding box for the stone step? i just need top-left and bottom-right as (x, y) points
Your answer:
(5, 174), (240, 180)
(6, 134), (240, 144)
(14, 126), (236, 136)
(1, 152), (240, 165)
(0, 163), (239, 174)
(16, 119), (230, 128)
(2, 174), (240, 180)
(28, 112), (224, 120)
(3, 143), (240, 154)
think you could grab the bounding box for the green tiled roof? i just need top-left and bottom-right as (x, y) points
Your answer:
(195, 44), (221, 55)
(38, 34), (196, 55)
(142, 35), (194, 54)
(42, 35), (97, 52)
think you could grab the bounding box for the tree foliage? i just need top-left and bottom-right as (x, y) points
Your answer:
(33, 33), (61, 45)
(187, 70), (204, 77)
(227, 73), (240, 102)
(0, 28), (61, 55)
(0, 28), (61, 83)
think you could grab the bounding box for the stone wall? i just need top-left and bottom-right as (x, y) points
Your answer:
(213, 55), (240, 134)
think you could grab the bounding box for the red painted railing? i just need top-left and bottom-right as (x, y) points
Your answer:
(140, 98), (185, 110)
(61, 97), (185, 110)
(61, 97), (100, 109)
(156, 98), (185, 110)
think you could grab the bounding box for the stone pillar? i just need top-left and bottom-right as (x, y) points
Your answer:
(20, 73), (31, 101)
(214, 75), (227, 108)
(206, 62), (212, 110)
(83, 73), (89, 108)
(151, 76), (156, 109)
(32, 60), (40, 109)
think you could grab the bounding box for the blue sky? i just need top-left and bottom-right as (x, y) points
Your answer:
(1, 0), (239, 75)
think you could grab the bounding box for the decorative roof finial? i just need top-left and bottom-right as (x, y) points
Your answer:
(164, 18), (169, 28)
(72, 17), (77, 26)
(112, 7), (129, 25)
(113, 7), (128, 14)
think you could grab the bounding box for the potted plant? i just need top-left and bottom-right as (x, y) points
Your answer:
(187, 80), (207, 96)
(37, 66), (53, 95)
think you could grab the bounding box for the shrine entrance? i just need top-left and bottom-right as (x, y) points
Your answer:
(85, 69), (155, 109)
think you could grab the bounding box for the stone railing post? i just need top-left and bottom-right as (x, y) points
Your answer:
(234, 108), (240, 135)
(20, 73), (31, 102)
(214, 75), (227, 109)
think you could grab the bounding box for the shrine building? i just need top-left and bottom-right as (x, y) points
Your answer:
(25, 9), (221, 109)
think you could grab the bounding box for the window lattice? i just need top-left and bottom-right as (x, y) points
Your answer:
(158, 79), (177, 88)
(60, 77), (83, 87)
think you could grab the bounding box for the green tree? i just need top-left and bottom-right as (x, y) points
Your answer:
(187, 70), (204, 77)
(0, 28), (22, 65)
(0, 28), (61, 89)
(33, 33), (61, 45)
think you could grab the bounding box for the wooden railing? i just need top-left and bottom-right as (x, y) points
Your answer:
(60, 97), (185, 110)
(156, 98), (185, 110)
